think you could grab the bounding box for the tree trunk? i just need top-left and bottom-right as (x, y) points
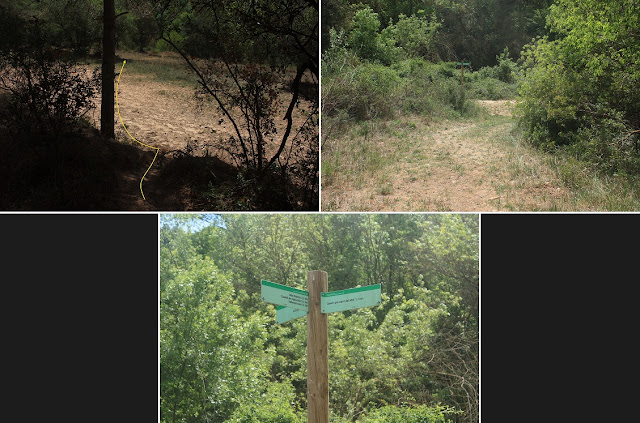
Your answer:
(101, 0), (115, 139)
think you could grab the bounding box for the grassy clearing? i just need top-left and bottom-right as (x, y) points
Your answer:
(322, 118), (414, 194)
(117, 51), (196, 86)
(322, 102), (640, 211)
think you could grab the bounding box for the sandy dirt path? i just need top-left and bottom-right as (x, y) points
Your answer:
(86, 52), (315, 210)
(85, 55), (232, 154)
(323, 100), (571, 211)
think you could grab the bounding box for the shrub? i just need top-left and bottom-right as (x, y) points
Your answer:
(356, 404), (460, 423)
(468, 76), (516, 100)
(0, 56), (99, 136)
(494, 47), (518, 84)
(348, 8), (398, 64)
(228, 382), (302, 423)
(516, 0), (640, 175)
(381, 12), (441, 59)
(324, 62), (401, 121)
(0, 10), (99, 136)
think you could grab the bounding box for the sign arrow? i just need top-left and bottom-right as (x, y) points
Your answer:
(261, 280), (309, 311)
(321, 284), (381, 314)
(276, 306), (307, 324)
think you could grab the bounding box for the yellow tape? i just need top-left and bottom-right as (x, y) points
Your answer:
(115, 60), (159, 201)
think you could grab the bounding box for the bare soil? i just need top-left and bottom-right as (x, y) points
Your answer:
(1, 52), (317, 211)
(90, 51), (316, 210)
(90, 52), (312, 157)
(322, 100), (573, 211)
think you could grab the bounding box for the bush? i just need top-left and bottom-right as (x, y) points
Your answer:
(0, 56), (99, 136)
(515, 0), (640, 175)
(348, 7), (398, 65)
(0, 8), (99, 136)
(468, 76), (516, 100)
(228, 382), (302, 423)
(356, 404), (459, 423)
(494, 47), (518, 84)
(324, 62), (401, 120)
(381, 12), (441, 60)
(323, 56), (479, 123)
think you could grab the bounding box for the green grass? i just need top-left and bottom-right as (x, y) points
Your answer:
(121, 55), (195, 85)
(493, 122), (640, 210)
(548, 157), (640, 210)
(323, 118), (416, 190)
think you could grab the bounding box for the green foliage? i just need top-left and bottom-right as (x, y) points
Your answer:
(494, 48), (519, 84)
(228, 382), (303, 423)
(516, 0), (640, 174)
(160, 253), (303, 423)
(345, 8), (441, 64)
(474, 47), (521, 84)
(467, 76), (516, 101)
(327, 62), (401, 120)
(326, 0), (554, 67)
(323, 3), (533, 124)
(348, 8), (397, 64)
(322, 55), (480, 123)
(116, 5), (160, 52)
(161, 214), (479, 423)
(356, 404), (460, 423)
(381, 12), (441, 60)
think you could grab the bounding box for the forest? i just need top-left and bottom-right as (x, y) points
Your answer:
(322, 0), (640, 211)
(160, 213), (479, 422)
(0, 0), (318, 210)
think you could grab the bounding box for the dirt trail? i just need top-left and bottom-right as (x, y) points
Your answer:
(323, 100), (571, 211)
(85, 52), (314, 210)
(85, 54), (232, 154)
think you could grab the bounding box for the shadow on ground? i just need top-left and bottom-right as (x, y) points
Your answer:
(0, 124), (314, 211)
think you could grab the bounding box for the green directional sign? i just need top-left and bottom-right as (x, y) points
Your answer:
(276, 305), (307, 324)
(261, 280), (308, 311)
(463, 62), (470, 66)
(321, 284), (381, 314)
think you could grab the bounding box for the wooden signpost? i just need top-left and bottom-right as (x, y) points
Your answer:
(457, 61), (471, 85)
(261, 272), (382, 423)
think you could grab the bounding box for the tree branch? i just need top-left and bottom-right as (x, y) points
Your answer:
(265, 62), (308, 171)
(160, 36), (251, 164)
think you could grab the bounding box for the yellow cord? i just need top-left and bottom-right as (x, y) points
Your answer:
(115, 60), (159, 201)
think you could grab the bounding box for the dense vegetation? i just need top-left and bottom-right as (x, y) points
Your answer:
(322, 0), (534, 127)
(160, 214), (479, 422)
(0, 0), (318, 210)
(516, 0), (640, 177)
(323, 0), (640, 206)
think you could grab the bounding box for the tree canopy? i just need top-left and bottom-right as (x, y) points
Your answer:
(160, 214), (479, 422)
(516, 0), (640, 174)
(322, 0), (553, 67)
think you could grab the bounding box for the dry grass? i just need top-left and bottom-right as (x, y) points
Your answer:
(322, 100), (640, 211)
(1, 51), (318, 210)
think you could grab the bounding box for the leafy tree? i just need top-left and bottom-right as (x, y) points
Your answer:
(348, 8), (387, 62)
(160, 214), (479, 423)
(516, 0), (640, 173)
(161, 254), (290, 422)
(382, 12), (441, 60)
(150, 0), (318, 186)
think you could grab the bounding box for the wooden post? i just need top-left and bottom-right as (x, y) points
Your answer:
(461, 63), (465, 85)
(307, 270), (329, 423)
(101, 0), (116, 139)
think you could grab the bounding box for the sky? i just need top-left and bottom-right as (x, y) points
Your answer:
(160, 213), (226, 232)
